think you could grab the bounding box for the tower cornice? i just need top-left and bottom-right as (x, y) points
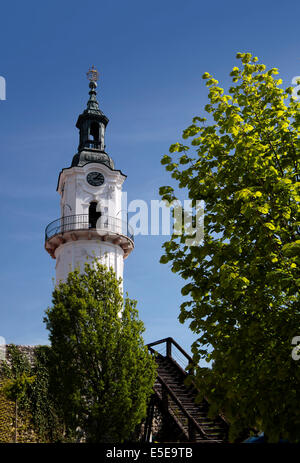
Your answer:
(56, 162), (127, 192)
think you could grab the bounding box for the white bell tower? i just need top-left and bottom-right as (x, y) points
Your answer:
(45, 67), (134, 284)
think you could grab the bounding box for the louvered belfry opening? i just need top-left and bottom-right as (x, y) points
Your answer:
(90, 121), (100, 142)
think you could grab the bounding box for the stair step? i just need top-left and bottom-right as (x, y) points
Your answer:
(152, 354), (228, 443)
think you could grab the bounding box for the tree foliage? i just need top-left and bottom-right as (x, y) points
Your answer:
(159, 53), (300, 442)
(0, 345), (34, 441)
(29, 346), (65, 441)
(1, 346), (35, 442)
(0, 345), (65, 442)
(44, 261), (157, 443)
(2, 373), (35, 404)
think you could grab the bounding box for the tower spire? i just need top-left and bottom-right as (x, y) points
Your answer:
(86, 66), (101, 114)
(72, 67), (114, 169)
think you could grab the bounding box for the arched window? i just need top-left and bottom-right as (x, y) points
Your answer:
(90, 122), (100, 141)
(89, 202), (101, 229)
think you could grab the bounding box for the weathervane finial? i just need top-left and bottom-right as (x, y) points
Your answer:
(87, 65), (99, 83)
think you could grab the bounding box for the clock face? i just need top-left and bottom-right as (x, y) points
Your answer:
(87, 172), (105, 187)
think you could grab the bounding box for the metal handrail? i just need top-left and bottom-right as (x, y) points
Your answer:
(148, 337), (194, 368)
(83, 140), (101, 149)
(45, 214), (134, 242)
(148, 338), (229, 434)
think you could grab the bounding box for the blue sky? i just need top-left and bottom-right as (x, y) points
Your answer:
(0, 0), (299, 355)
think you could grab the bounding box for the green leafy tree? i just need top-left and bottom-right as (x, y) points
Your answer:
(44, 260), (157, 443)
(1, 347), (35, 443)
(29, 346), (65, 442)
(0, 345), (65, 442)
(2, 374), (36, 443)
(159, 53), (300, 442)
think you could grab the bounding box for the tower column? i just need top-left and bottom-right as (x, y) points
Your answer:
(45, 67), (134, 284)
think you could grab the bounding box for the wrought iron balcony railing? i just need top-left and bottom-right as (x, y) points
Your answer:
(45, 214), (134, 242)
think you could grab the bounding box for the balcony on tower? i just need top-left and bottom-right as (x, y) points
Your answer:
(45, 214), (134, 259)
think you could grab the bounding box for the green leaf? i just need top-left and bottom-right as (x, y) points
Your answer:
(159, 52), (300, 443)
(264, 223), (276, 230)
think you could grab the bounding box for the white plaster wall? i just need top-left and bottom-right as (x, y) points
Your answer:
(55, 239), (124, 285)
(59, 163), (125, 219)
(55, 162), (127, 284)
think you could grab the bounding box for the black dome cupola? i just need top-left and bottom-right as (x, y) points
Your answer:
(72, 67), (114, 169)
